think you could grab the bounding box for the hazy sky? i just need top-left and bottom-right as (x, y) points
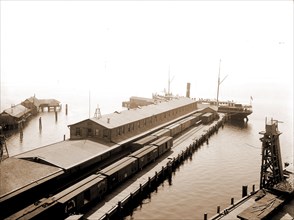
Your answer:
(0, 1), (293, 108)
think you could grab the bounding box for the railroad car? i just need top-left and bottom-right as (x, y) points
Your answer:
(7, 174), (107, 220)
(150, 136), (173, 157)
(98, 157), (139, 190)
(131, 135), (158, 151)
(165, 123), (182, 137)
(129, 145), (158, 170)
(192, 112), (203, 122)
(178, 116), (196, 131)
(151, 128), (171, 138)
(7, 135), (174, 219)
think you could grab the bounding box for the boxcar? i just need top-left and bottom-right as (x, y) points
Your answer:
(98, 157), (139, 190)
(150, 136), (173, 157)
(201, 112), (214, 124)
(151, 128), (171, 138)
(192, 112), (203, 122)
(178, 118), (192, 131)
(129, 145), (158, 170)
(7, 174), (107, 220)
(165, 123), (182, 137)
(131, 135), (158, 151)
(58, 174), (107, 215)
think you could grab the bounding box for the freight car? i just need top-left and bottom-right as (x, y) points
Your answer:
(129, 145), (158, 170)
(98, 157), (139, 190)
(131, 135), (158, 151)
(6, 136), (174, 220)
(150, 136), (173, 156)
(7, 174), (107, 220)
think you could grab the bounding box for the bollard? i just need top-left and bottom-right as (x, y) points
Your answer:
(65, 104), (68, 115)
(231, 197), (234, 205)
(39, 117), (42, 130)
(204, 213), (207, 220)
(20, 130), (23, 143)
(217, 206), (220, 214)
(242, 185), (248, 198)
(252, 184), (255, 194)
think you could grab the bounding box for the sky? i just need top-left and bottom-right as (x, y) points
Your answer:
(0, 1), (293, 109)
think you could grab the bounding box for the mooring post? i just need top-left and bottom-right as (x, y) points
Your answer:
(252, 184), (255, 194)
(242, 185), (248, 198)
(20, 130), (23, 143)
(39, 117), (42, 130)
(204, 213), (207, 220)
(231, 197), (234, 205)
(65, 104), (68, 115)
(217, 206), (220, 214)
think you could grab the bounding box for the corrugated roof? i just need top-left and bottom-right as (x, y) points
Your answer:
(76, 97), (196, 129)
(3, 104), (30, 118)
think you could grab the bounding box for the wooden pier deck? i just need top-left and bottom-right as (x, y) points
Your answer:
(86, 116), (225, 220)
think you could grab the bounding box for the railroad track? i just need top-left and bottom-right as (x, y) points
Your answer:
(173, 124), (205, 147)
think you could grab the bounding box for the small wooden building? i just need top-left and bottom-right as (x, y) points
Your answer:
(0, 104), (31, 130)
(21, 96), (41, 115)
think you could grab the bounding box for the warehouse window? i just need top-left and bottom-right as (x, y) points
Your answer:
(76, 127), (81, 136)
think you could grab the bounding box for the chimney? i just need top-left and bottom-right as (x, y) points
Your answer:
(186, 82), (191, 98)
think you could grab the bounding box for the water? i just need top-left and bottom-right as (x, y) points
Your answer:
(3, 86), (293, 220)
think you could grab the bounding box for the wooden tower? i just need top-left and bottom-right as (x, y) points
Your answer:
(259, 118), (284, 189)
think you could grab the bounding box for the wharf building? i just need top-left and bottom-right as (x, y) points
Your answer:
(0, 96), (61, 131)
(68, 97), (199, 143)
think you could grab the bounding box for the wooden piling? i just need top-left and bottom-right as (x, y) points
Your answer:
(39, 117), (42, 130)
(55, 111), (58, 122)
(204, 213), (207, 220)
(231, 197), (234, 205)
(252, 184), (255, 194)
(217, 206), (220, 213)
(242, 185), (248, 198)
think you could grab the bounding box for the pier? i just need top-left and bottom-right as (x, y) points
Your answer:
(85, 116), (225, 219)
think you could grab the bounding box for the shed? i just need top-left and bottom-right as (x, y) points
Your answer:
(0, 104), (31, 130)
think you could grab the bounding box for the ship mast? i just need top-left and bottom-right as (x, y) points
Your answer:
(167, 66), (174, 97)
(216, 59), (228, 107)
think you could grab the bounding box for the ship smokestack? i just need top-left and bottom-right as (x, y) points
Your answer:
(186, 82), (191, 98)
